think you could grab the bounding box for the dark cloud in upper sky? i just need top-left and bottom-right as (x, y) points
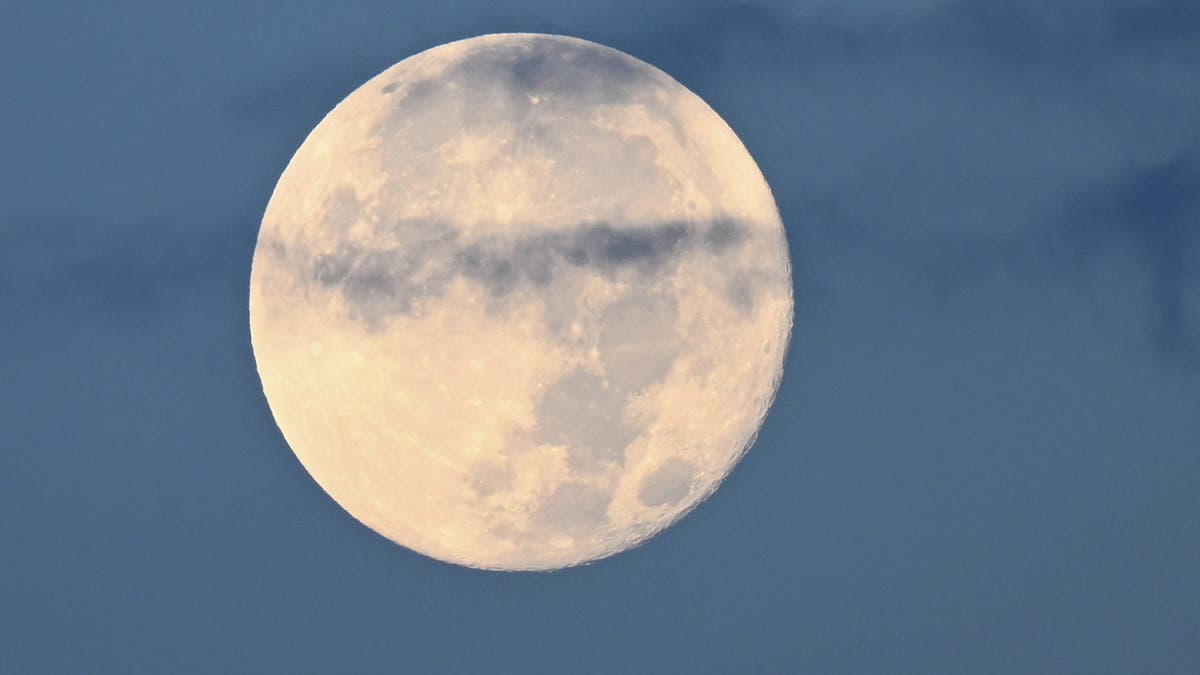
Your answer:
(1068, 150), (1200, 364)
(3, 0), (1199, 672)
(930, 148), (1200, 366)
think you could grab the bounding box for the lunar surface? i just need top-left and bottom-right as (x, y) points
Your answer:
(249, 33), (792, 570)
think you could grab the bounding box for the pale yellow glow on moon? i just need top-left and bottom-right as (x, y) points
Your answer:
(249, 33), (792, 570)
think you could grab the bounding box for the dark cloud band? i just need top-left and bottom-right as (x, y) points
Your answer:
(265, 217), (752, 326)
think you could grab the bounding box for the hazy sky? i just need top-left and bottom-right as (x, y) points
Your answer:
(3, 1), (1198, 672)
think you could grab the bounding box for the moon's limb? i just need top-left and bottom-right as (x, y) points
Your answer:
(250, 33), (793, 570)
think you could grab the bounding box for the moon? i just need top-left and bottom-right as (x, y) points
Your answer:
(249, 33), (792, 571)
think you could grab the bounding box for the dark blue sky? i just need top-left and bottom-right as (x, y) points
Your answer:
(3, 1), (1198, 672)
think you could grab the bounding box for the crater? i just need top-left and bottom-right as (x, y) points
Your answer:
(637, 458), (696, 508)
(726, 275), (755, 315)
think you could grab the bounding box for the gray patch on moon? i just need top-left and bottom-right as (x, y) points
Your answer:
(364, 38), (689, 220)
(532, 370), (637, 473)
(319, 186), (367, 236)
(597, 294), (681, 393)
(507, 40), (648, 102)
(380, 37), (662, 134)
(530, 481), (612, 538)
(470, 458), (514, 498)
(726, 274), (756, 316)
(637, 458), (696, 508)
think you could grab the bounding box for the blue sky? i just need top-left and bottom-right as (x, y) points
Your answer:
(2, 0), (1198, 672)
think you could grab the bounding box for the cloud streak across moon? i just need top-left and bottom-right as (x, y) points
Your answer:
(261, 216), (750, 326)
(250, 33), (792, 570)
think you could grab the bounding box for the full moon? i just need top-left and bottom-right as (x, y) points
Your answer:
(249, 34), (792, 570)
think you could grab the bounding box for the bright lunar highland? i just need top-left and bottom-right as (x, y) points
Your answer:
(250, 33), (793, 570)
